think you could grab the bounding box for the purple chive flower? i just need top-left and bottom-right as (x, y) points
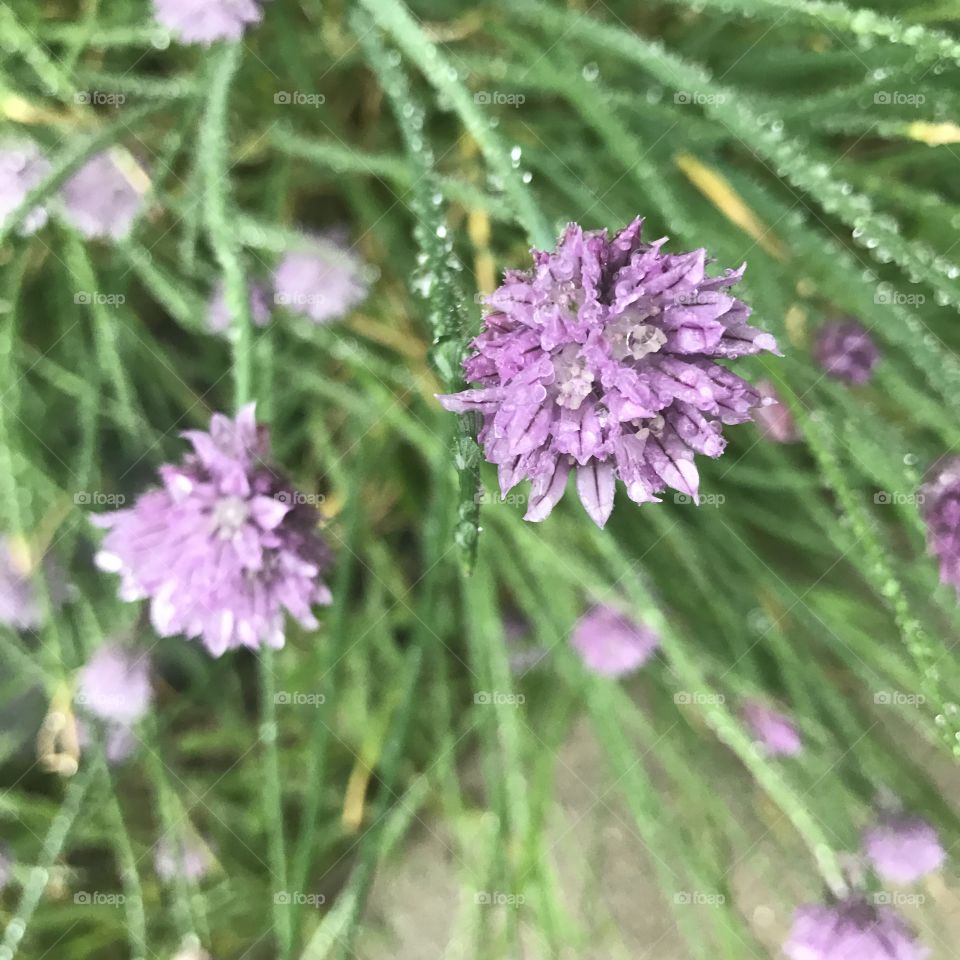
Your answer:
(571, 604), (660, 677)
(76, 645), (152, 726)
(863, 815), (945, 886)
(155, 834), (213, 883)
(785, 899), (928, 960)
(153, 0), (268, 44)
(273, 241), (368, 324)
(754, 379), (800, 444)
(206, 280), (272, 336)
(0, 143), (51, 235)
(60, 151), (145, 241)
(437, 219), (779, 527)
(814, 318), (878, 385)
(0, 536), (66, 631)
(742, 700), (803, 757)
(93, 405), (333, 657)
(921, 456), (960, 594)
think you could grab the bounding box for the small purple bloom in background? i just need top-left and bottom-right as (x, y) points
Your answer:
(93, 405), (333, 656)
(784, 898), (928, 960)
(742, 700), (802, 757)
(76, 644), (152, 726)
(814, 318), (879, 385)
(155, 834), (214, 883)
(273, 240), (368, 324)
(0, 536), (66, 631)
(206, 279), (272, 336)
(0, 142), (51, 235)
(60, 151), (146, 241)
(153, 0), (268, 45)
(437, 218), (779, 527)
(863, 815), (945, 886)
(571, 604), (660, 677)
(754, 379), (800, 444)
(921, 456), (960, 595)
(76, 718), (139, 765)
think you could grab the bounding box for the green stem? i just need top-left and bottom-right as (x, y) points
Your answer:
(259, 646), (293, 959)
(0, 763), (95, 960)
(200, 42), (253, 410)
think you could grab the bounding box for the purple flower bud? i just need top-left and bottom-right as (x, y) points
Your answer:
(742, 700), (802, 757)
(153, 0), (268, 45)
(60, 151), (146, 241)
(863, 815), (945, 886)
(0, 536), (66, 631)
(921, 456), (960, 595)
(754, 379), (800, 443)
(571, 604), (660, 677)
(814, 319), (879, 384)
(0, 143), (50, 235)
(273, 242), (368, 324)
(206, 280), (272, 336)
(76, 717), (139, 765)
(784, 898), (928, 960)
(93, 405), (333, 656)
(437, 219), (780, 527)
(76, 645), (152, 726)
(155, 834), (214, 882)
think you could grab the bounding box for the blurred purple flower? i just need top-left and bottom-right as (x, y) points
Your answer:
(571, 604), (660, 677)
(153, 0), (268, 44)
(60, 151), (145, 241)
(155, 834), (214, 882)
(863, 815), (945, 886)
(0, 536), (66, 631)
(814, 319), (878, 385)
(921, 456), (960, 594)
(742, 700), (802, 757)
(754, 379), (800, 444)
(784, 898), (927, 960)
(93, 405), (333, 656)
(437, 219), (779, 527)
(76, 644), (152, 726)
(76, 717), (139, 765)
(273, 241), (368, 324)
(0, 142), (51, 235)
(206, 279), (272, 336)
